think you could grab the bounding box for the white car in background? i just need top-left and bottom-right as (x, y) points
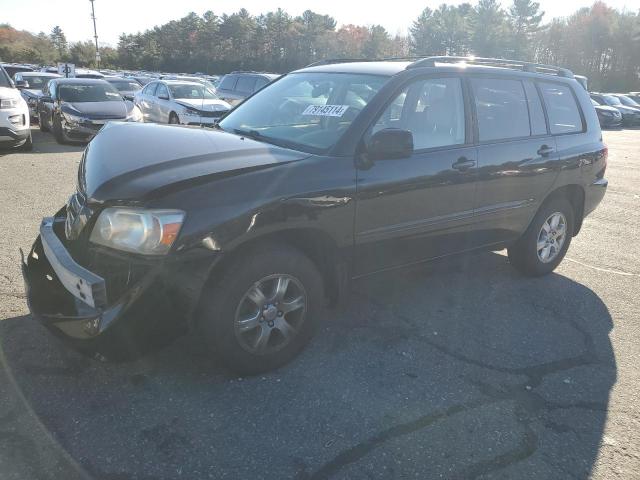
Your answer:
(134, 80), (231, 126)
(0, 66), (32, 151)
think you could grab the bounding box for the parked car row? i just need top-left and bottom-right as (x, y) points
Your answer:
(590, 92), (640, 128)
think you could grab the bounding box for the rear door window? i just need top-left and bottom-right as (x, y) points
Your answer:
(538, 82), (583, 134)
(471, 78), (530, 142)
(236, 76), (257, 94)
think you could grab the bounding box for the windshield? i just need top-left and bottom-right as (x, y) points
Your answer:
(603, 95), (621, 106)
(617, 95), (639, 107)
(21, 76), (55, 89)
(58, 83), (123, 102)
(109, 80), (142, 92)
(0, 67), (12, 88)
(219, 72), (389, 153)
(169, 83), (219, 100)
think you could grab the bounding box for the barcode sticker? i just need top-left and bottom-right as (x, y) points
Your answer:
(302, 105), (349, 117)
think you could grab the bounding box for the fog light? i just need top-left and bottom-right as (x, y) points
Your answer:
(9, 114), (23, 126)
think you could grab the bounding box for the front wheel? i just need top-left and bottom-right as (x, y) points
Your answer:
(197, 245), (324, 375)
(52, 114), (67, 144)
(168, 112), (180, 124)
(508, 197), (574, 276)
(18, 130), (33, 151)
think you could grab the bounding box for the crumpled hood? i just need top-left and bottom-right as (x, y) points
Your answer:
(174, 98), (231, 112)
(64, 100), (130, 119)
(81, 122), (308, 202)
(22, 88), (43, 97)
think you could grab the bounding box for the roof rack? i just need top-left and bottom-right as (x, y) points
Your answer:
(305, 57), (423, 68)
(407, 56), (574, 78)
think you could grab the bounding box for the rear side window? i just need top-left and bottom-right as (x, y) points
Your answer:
(236, 76), (257, 94)
(471, 78), (530, 141)
(219, 75), (237, 91)
(523, 81), (547, 136)
(156, 83), (169, 98)
(538, 82), (583, 134)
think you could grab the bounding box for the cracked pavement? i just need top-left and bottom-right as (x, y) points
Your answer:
(0, 128), (639, 479)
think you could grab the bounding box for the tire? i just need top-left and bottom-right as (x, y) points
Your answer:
(169, 112), (179, 124)
(197, 244), (324, 375)
(18, 130), (33, 152)
(39, 112), (50, 132)
(52, 114), (66, 144)
(508, 197), (574, 277)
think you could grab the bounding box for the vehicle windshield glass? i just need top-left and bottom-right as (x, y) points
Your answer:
(58, 83), (123, 102)
(218, 72), (389, 153)
(169, 83), (218, 99)
(603, 95), (621, 106)
(0, 68), (12, 88)
(109, 80), (142, 92)
(617, 95), (639, 107)
(22, 76), (55, 88)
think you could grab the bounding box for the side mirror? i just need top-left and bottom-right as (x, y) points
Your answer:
(15, 80), (29, 89)
(158, 93), (169, 101)
(366, 128), (414, 160)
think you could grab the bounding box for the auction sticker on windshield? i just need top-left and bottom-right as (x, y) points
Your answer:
(302, 105), (349, 117)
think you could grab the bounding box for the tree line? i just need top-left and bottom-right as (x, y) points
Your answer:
(1, 1), (639, 91)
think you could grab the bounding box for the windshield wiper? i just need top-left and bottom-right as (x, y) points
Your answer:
(232, 128), (265, 141)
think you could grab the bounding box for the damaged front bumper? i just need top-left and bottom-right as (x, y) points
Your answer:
(22, 214), (215, 358)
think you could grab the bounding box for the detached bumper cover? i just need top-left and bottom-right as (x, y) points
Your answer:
(22, 214), (217, 352)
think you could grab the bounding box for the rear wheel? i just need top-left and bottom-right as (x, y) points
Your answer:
(508, 197), (574, 276)
(169, 112), (179, 124)
(197, 245), (323, 375)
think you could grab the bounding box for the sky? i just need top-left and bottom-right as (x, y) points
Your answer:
(2, 0), (640, 46)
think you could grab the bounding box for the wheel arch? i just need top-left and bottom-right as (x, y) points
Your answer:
(203, 227), (349, 307)
(542, 184), (585, 236)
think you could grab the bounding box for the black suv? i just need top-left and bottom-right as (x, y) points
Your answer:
(215, 71), (280, 106)
(22, 57), (608, 374)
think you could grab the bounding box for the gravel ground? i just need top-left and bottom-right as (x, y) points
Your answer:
(0, 127), (639, 479)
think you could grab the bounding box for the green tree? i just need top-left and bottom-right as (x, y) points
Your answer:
(470, 0), (509, 57)
(508, 0), (544, 59)
(49, 25), (68, 60)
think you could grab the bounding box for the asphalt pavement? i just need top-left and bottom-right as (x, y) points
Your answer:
(0, 127), (638, 479)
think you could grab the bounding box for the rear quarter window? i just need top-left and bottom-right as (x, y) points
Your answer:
(236, 76), (257, 94)
(538, 82), (583, 135)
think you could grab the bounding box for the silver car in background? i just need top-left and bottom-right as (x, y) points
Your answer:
(134, 80), (231, 126)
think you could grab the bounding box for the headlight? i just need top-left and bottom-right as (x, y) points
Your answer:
(0, 98), (19, 109)
(183, 106), (200, 116)
(90, 208), (185, 255)
(126, 105), (143, 122)
(28, 97), (38, 106)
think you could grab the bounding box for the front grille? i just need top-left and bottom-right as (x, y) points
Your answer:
(65, 191), (93, 241)
(200, 110), (225, 118)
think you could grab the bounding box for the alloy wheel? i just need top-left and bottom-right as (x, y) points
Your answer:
(234, 274), (307, 355)
(536, 212), (567, 263)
